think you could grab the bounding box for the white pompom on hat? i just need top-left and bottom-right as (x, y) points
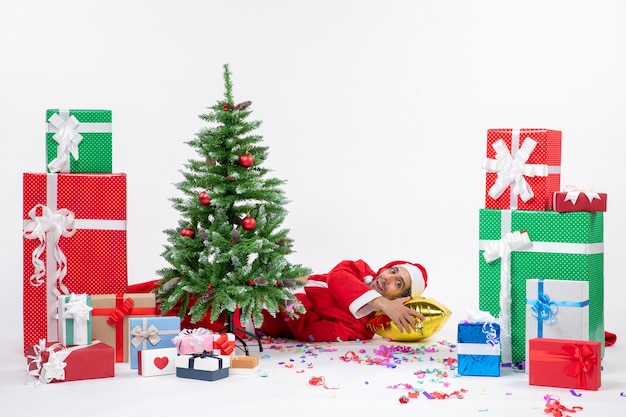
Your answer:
(376, 260), (428, 298)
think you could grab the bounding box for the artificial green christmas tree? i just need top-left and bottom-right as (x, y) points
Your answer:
(156, 64), (310, 339)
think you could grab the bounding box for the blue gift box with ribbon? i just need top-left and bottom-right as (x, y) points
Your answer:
(175, 352), (230, 381)
(525, 278), (589, 370)
(457, 322), (501, 376)
(128, 316), (180, 369)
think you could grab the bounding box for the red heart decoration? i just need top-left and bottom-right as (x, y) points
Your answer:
(153, 356), (169, 370)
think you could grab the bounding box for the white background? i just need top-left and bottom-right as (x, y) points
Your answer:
(1, 1), (624, 411)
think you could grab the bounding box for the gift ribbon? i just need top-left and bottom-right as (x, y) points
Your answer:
(23, 174), (127, 342)
(26, 339), (68, 385)
(533, 342), (597, 389)
(482, 322), (500, 349)
(479, 210), (603, 363)
(189, 350), (222, 370)
(213, 333), (235, 355)
(172, 328), (213, 354)
(544, 400), (583, 417)
(23, 204), (76, 295)
(60, 293), (92, 345)
(481, 228), (531, 363)
(92, 294), (156, 362)
(527, 279), (589, 337)
(482, 130), (549, 208)
(47, 111), (83, 173)
(131, 324), (162, 348)
(563, 184), (601, 205)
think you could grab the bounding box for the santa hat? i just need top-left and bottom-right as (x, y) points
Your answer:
(376, 260), (428, 298)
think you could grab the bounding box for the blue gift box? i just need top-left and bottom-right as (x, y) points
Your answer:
(457, 322), (501, 376)
(175, 352), (230, 381)
(128, 316), (180, 369)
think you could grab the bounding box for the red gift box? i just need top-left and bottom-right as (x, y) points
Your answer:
(553, 187), (607, 212)
(26, 339), (114, 384)
(483, 128), (562, 211)
(22, 173), (128, 355)
(528, 338), (601, 391)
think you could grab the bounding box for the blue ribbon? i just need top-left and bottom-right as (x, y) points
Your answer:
(526, 279), (589, 337)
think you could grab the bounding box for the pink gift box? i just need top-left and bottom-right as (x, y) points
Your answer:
(483, 128), (562, 211)
(172, 328), (214, 355)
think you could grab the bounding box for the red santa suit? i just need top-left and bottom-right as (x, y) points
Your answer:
(257, 259), (423, 342)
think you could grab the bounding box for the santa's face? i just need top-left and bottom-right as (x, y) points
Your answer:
(370, 266), (411, 299)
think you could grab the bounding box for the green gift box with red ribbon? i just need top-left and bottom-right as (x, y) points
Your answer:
(478, 208), (604, 364)
(22, 173), (128, 355)
(528, 338), (601, 390)
(46, 109), (113, 173)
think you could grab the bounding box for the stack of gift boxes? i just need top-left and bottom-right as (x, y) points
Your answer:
(22, 109), (253, 385)
(457, 128), (605, 391)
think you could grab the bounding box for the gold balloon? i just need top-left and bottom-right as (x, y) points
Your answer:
(366, 297), (452, 342)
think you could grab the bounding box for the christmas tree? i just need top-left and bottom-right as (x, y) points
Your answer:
(156, 64), (310, 330)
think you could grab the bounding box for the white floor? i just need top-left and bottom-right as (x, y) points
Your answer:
(1, 325), (624, 416)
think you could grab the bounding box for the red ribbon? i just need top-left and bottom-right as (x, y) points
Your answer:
(91, 294), (156, 362)
(544, 400), (583, 417)
(214, 334), (235, 355)
(534, 342), (597, 388)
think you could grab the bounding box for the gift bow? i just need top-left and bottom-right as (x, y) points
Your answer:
(531, 293), (558, 324)
(214, 334), (235, 355)
(563, 184), (600, 204)
(173, 328), (212, 351)
(482, 230), (531, 263)
(562, 343), (597, 380)
(482, 137), (548, 203)
(26, 339), (68, 385)
(63, 293), (93, 322)
(106, 297), (135, 326)
(47, 112), (83, 173)
(22, 204), (77, 294)
(131, 324), (162, 348)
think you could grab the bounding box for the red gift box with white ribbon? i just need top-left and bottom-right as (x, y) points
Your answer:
(553, 185), (607, 212)
(482, 128), (562, 211)
(22, 173), (128, 355)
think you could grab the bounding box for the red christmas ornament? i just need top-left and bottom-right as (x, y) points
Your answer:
(207, 283), (213, 290)
(198, 191), (211, 205)
(242, 216), (256, 230)
(247, 280), (255, 286)
(222, 103), (229, 111)
(238, 153), (254, 168)
(180, 227), (195, 238)
(226, 176), (235, 182)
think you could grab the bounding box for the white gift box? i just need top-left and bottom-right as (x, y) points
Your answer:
(137, 347), (177, 377)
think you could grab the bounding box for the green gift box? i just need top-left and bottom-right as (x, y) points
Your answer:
(478, 208), (603, 364)
(46, 109), (113, 173)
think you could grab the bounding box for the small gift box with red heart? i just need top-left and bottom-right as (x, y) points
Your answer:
(176, 352), (230, 381)
(528, 338), (601, 390)
(138, 347), (177, 377)
(172, 328), (214, 355)
(212, 332), (236, 355)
